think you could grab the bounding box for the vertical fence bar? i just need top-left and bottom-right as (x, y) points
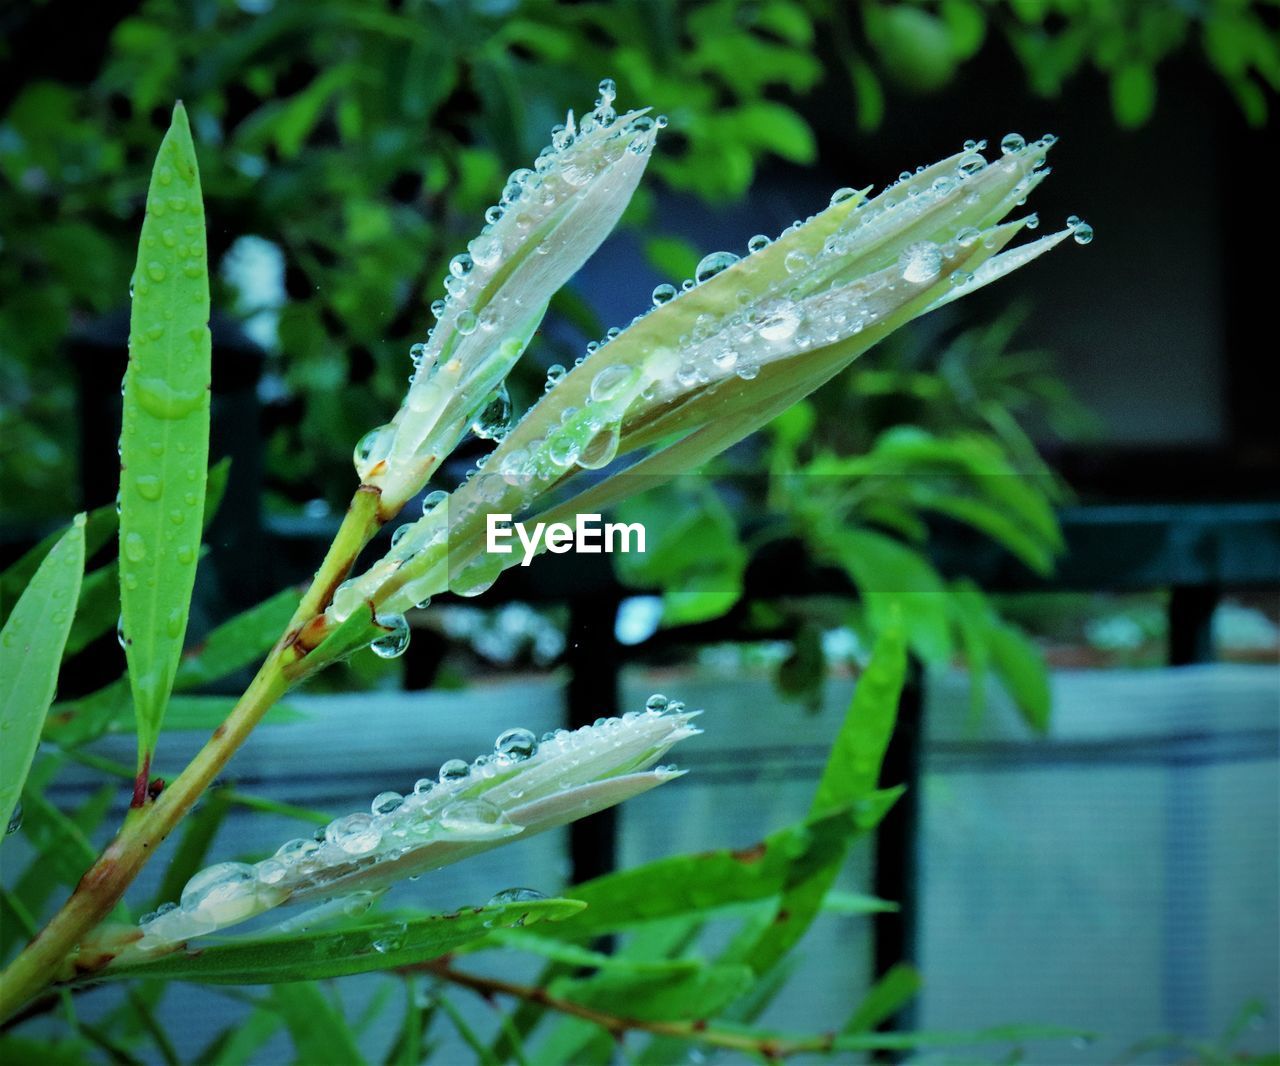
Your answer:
(565, 597), (623, 885)
(871, 658), (924, 1057)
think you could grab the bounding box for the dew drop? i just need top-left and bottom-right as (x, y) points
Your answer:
(325, 812), (382, 855)
(180, 862), (255, 914)
(1001, 132), (1026, 155)
(487, 887), (547, 906)
(472, 385), (512, 440)
(371, 614), (410, 659)
(694, 250), (740, 285)
(589, 365), (632, 404)
(645, 693), (670, 712)
(758, 306), (799, 342)
(898, 241), (943, 284)
(439, 758), (470, 783)
(448, 253), (474, 279)
(124, 532), (147, 563)
(371, 791), (404, 815)
(494, 727), (538, 762)
(1067, 215), (1094, 244)
(651, 283), (677, 307)
(440, 798), (510, 834)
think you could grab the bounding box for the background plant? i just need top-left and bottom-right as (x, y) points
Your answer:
(2, 0), (1273, 520)
(0, 74), (1093, 1060)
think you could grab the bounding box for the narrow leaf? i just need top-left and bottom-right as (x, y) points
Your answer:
(99, 899), (586, 984)
(843, 962), (923, 1033)
(271, 983), (366, 1066)
(545, 799), (898, 941)
(0, 516), (85, 839)
(119, 101), (211, 770)
(174, 587), (298, 690)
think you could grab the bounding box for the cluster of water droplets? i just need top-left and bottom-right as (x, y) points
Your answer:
(490, 131), (1089, 422)
(352, 80), (665, 493)
(137, 697), (697, 948)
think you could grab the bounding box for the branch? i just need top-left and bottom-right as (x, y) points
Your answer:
(418, 960), (837, 1060)
(0, 489), (382, 1021)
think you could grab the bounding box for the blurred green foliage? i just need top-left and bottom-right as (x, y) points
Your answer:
(2, 0), (1274, 522)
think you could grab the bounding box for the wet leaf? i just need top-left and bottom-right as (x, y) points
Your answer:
(98, 899), (585, 984)
(0, 516), (85, 842)
(119, 101), (211, 770)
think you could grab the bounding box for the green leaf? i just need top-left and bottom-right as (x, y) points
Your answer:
(0, 503), (114, 626)
(1111, 63), (1157, 127)
(550, 963), (754, 1022)
(844, 963), (923, 1033)
(99, 899), (586, 984)
(725, 626), (907, 976)
(119, 101), (211, 770)
(271, 983), (366, 1066)
(545, 799), (898, 942)
(194, 1005), (283, 1066)
(644, 235), (702, 282)
(826, 527), (952, 663)
(174, 587), (299, 690)
(63, 564), (121, 658)
(0, 516), (85, 840)
(811, 625), (908, 817)
(988, 620), (1051, 732)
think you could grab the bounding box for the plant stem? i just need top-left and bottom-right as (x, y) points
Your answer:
(421, 961), (836, 1059)
(0, 490), (382, 1021)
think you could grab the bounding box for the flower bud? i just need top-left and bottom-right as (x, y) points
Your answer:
(357, 89), (661, 517)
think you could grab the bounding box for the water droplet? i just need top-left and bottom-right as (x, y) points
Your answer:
(134, 377), (206, 420)
(456, 309), (478, 336)
(440, 798), (510, 834)
(147, 261), (166, 282)
(1025, 212), (1039, 230)
(576, 422), (621, 470)
(645, 693), (669, 712)
(180, 862), (255, 915)
(651, 283), (677, 306)
(371, 614), (410, 659)
(495, 727), (538, 762)
(275, 838), (320, 863)
(354, 423), (395, 479)
(132, 472), (163, 502)
(487, 887), (547, 906)
(469, 232), (502, 267)
(371, 791), (404, 815)
(254, 858), (287, 885)
(694, 250), (740, 285)
(589, 365), (632, 404)
(6, 803), (22, 835)
(1067, 215), (1094, 244)
(439, 758), (470, 783)
(784, 250), (809, 275)
(898, 241), (943, 283)
(448, 253), (474, 279)
(829, 187), (858, 206)
(544, 364), (566, 392)
(325, 812), (383, 855)
(472, 385), (512, 440)
(758, 306), (799, 342)
(124, 532), (147, 563)
(1001, 132), (1026, 154)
